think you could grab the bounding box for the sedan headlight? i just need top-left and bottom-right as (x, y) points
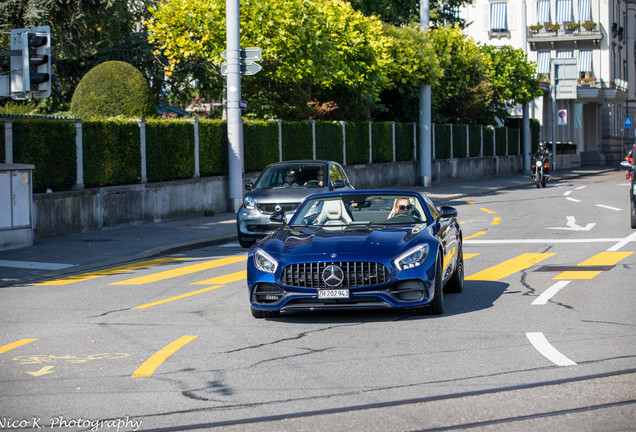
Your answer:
(243, 196), (255, 210)
(254, 248), (278, 273)
(393, 244), (429, 270)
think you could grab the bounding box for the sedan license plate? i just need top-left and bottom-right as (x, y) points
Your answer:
(317, 289), (349, 299)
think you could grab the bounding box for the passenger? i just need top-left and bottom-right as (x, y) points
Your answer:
(283, 169), (300, 186)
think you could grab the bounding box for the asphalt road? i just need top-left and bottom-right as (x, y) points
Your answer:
(1, 170), (635, 432)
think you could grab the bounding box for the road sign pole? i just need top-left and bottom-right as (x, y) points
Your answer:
(419, 0), (432, 187)
(226, 0), (243, 212)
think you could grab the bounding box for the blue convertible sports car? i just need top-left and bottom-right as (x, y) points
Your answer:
(247, 190), (463, 318)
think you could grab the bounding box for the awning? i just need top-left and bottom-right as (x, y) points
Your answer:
(537, 51), (550, 74)
(490, 2), (507, 30)
(556, 0), (573, 22)
(578, 50), (592, 72)
(557, 50), (573, 58)
(537, 1), (551, 23)
(579, 0), (591, 21)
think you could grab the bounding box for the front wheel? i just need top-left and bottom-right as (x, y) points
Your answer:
(631, 198), (636, 229)
(445, 242), (464, 294)
(430, 254), (444, 315)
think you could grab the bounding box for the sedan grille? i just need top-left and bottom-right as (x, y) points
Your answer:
(257, 203), (299, 214)
(281, 262), (390, 289)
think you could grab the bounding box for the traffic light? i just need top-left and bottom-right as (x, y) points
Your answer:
(9, 26), (54, 99)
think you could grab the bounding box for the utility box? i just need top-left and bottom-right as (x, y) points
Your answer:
(0, 164), (35, 250)
(553, 58), (578, 100)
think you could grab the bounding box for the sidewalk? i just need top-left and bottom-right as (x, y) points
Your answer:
(0, 166), (616, 287)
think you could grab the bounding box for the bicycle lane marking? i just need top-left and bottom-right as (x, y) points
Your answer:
(132, 336), (198, 378)
(0, 339), (37, 355)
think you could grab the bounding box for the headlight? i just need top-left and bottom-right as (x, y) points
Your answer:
(254, 248), (278, 273)
(243, 196), (255, 210)
(536, 161), (542, 167)
(393, 244), (429, 270)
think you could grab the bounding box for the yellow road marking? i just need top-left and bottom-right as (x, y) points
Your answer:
(466, 253), (556, 281)
(480, 208), (496, 214)
(466, 201), (475, 205)
(132, 335), (198, 377)
(133, 286), (222, 309)
(464, 231), (487, 240)
(32, 258), (184, 286)
(492, 217), (501, 225)
(192, 270), (247, 285)
(0, 339), (37, 355)
(110, 256), (247, 285)
(553, 251), (633, 280)
(463, 253), (479, 259)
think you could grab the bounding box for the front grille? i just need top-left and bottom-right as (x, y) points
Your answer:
(257, 203), (299, 214)
(281, 262), (390, 289)
(253, 283), (285, 304)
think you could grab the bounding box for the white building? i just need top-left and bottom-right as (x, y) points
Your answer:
(459, 0), (635, 163)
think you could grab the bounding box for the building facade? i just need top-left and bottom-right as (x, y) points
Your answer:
(460, 0), (636, 163)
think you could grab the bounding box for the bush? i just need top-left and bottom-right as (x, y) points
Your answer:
(71, 61), (157, 119)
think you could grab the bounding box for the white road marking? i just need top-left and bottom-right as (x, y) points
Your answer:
(595, 204), (621, 211)
(607, 231), (636, 252)
(575, 186), (587, 190)
(566, 197), (582, 203)
(532, 280), (571, 305)
(547, 216), (595, 231)
(0, 260), (76, 270)
(465, 238), (623, 245)
(526, 332), (577, 366)
(564, 191), (572, 196)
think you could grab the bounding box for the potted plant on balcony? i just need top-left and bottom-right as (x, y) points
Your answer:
(544, 23), (560, 32)
(529, 24), (543, 33)
(582, 21), (597, 31)
(565, 22), (580, 32)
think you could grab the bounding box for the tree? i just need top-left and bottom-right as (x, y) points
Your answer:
(346, 0), (470, 28)
(145, 0), (398, 120)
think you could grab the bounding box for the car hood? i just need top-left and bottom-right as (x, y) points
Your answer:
(262, 225), (434, 261)
(246, 187), (324, 203)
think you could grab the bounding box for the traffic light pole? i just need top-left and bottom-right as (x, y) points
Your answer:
(226, 0), (244, 213)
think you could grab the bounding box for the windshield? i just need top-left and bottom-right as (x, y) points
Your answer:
(291, 194), (427, 227)
(255, 164), (327, 189)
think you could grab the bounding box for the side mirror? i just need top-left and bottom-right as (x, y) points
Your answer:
(270, 210), (286, 225)
(439, 206), (458, 219)
(620, 161), (634, 171)
(245, 182), (254, 191)
(330, 180), (346, 191)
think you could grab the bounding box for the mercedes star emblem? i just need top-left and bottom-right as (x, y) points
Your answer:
(322, 264), (344, 288)
(275, 205), (282, 212)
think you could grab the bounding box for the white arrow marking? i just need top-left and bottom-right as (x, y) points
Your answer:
(547, 216), (595, 231)
(527, 332), (576, 366)
(27, 365), (54, 376)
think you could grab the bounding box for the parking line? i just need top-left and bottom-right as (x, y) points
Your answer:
(466, 253), (556, 281)
(191, 270), (246, 285)
(553, 251), (633, 280)
(464, 231), (487, 240)
(0, 339), (37, 355)
(132, 335), (198, 377)
(491, 217), (501, 225)
(480, 208), (496, 214)
(110, 256), (247, 285)
(133, 286), (223, 309)
(32, 258), (184, 286)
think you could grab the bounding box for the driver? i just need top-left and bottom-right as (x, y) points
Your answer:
(304, 168), (325, 186)
(283, 169), (300, 186)
(388, 198), (414, 218)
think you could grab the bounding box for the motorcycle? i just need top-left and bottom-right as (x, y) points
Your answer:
(530, 153), (551, 188)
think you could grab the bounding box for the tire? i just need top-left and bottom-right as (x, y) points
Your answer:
(631, 198), (636, 229)
(429, 254), (444, 315)
(251, 307), (280, 318)
(541, 179), (547, 188)
(535, 178), (541, 188)
(445, 242), (464, 294)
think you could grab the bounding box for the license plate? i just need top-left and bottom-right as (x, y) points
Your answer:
(317, 289), (350, 299)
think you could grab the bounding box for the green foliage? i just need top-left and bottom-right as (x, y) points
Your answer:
(315, 122), (344, 163)
(199, 120), (228, 176)
(371, 122), (393, 163)
(83, 119), (141, 187)
(495, 128), (507, 156)
(12, 119), (76, 192)
(346, 0), (470, 28)
(281, 122), (313, 161)
(244, 120), (279, 172)
(395, 122), (415, 161)
(483, 127), (494, 156)
(468, 125), (483, 157)
(145, 119), (194, 181)
(345, 122), (370, 165)
(453, 125), (468, 158)
(71, 61), (157, 119)
(434, 124), (451, 159)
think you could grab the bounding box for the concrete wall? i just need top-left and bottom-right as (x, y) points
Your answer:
(33, 155), (531, 239)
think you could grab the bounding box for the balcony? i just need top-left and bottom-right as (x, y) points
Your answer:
(528, 22), (602, 49)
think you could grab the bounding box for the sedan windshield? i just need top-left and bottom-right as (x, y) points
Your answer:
(255, 164), (326, 189)
(291, 194), (427, 227)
